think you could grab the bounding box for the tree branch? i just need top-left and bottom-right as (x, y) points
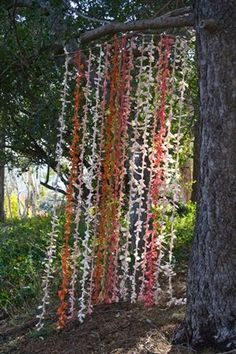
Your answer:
(40, 164), (66, 196)
(153, 0), (174, 17)
(9, 115), (57, 171)
(161, 6), (193, 18)
(40, 181), (66, 196)
(80, 12), (194, 44)
(75, 11), (111, 24)
(3, 0), (34, 10)
(44, 164), (50, 185)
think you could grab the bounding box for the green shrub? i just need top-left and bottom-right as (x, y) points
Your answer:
(0, 215), (64, 314)
(173, 201), (196, 263)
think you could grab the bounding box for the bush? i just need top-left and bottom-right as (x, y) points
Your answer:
(0, 215), (63, 314)
(173, 201), (196, 263)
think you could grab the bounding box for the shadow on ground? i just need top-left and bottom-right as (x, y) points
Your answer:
(0, 275), (216, 354)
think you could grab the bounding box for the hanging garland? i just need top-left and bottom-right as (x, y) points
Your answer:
(36, 48), (70, 330)
(68, 49), (95, 318)
(118, 36), (135, 302)
(87, 43), (110, 314)
(57, 52), (83, 329)
(78, 48), (102, 322)
(138, 36), (158, 303)
(141, 35), (174, 306)
(104, 35), (130, 304)
(128, 35), (146, 303)
(164, 36), (192, 305)
(92, 36), (120, 303)
(36, 33), (192, 329)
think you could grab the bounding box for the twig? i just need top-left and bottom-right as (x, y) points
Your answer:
(76, 11), (110, 24)
(153, 0), (174, 17)
(161, 6), (193, 18)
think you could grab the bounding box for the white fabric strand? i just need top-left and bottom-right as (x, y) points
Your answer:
(36, 48), (70, 330)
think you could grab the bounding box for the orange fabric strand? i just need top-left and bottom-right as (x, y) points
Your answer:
(93, 36), (120, 303)
(57, 52), (83, 328)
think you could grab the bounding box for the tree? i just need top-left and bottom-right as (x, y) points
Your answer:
(0, 167), (4, 222)
(173, 0), (236, 350)
(0, 130), (5, 222)
(0, 162), (4, 222)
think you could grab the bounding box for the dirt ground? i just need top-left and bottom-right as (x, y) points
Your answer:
(0, 275), (217, 354)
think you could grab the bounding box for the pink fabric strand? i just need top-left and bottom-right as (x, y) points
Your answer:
(142, 35), (174, 306)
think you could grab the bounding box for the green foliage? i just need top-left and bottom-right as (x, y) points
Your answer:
(4, 193), (19, 218)
(0, 215), (64, 314)
(173, 201), (196, 262)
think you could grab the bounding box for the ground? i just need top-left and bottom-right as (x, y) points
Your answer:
(0, 273), (220, 354)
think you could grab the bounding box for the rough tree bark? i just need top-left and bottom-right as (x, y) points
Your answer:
(174, 0), (236, 350)
(0, 165), (4, 222)
(191, 119), (199, 202)
(0, 134), (5, 222)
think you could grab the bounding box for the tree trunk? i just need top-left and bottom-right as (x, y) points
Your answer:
(180, 158), (193, 203)
(0, 133), (5, 222)
(191, 119), (199, 203)
(0, 164), (4, 222)
(174, 0), (236, 350)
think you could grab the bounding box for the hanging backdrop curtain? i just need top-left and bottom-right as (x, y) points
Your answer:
(36, 33), (192, 330)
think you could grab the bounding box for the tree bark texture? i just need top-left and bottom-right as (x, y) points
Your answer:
(0, 134), (5, 222)
(191, 119), (199, 203)
(174, 0), (236, 350)
(0, 165), (4, 222)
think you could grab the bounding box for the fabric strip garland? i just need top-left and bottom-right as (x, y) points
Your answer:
(36, 33), (192, 329)
(36, 48), (70, 330)
(57, 52), (83, 329)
